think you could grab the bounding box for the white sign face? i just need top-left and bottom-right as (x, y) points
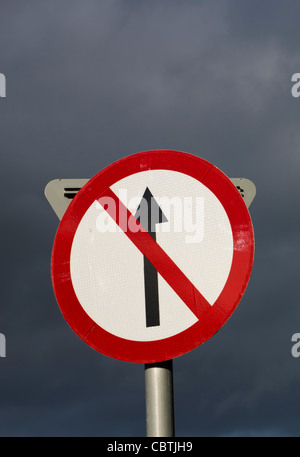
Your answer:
(70, 169), (234, 342)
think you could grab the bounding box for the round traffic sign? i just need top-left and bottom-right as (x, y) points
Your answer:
(51, 150), (254, 363)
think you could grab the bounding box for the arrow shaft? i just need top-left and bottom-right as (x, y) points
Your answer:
(144, 231), (160, 327)
(144, 255), (160, 327)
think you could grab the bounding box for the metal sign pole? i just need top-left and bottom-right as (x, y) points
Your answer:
(144, 360), (175, 437)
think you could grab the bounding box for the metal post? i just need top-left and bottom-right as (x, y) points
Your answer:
(144, 360), (175, 437)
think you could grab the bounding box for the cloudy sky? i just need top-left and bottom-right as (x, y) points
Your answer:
(1, 0), (300, 437)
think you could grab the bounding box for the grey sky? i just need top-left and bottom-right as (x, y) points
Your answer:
(0, 1), (300, 436)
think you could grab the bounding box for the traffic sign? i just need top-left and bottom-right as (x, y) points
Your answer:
(50, 150), (255, 363)
(45, 177), (256, 219)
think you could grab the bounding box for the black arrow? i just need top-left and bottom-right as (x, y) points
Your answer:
(135, 187), (168, 327)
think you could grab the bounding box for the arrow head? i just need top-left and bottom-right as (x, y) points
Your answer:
(135, 187), (168, 234)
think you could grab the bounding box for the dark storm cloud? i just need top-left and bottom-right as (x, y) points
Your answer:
(1, 0), (300, 436)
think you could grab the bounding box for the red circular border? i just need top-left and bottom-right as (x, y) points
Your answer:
(51, 150), (255, 363)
